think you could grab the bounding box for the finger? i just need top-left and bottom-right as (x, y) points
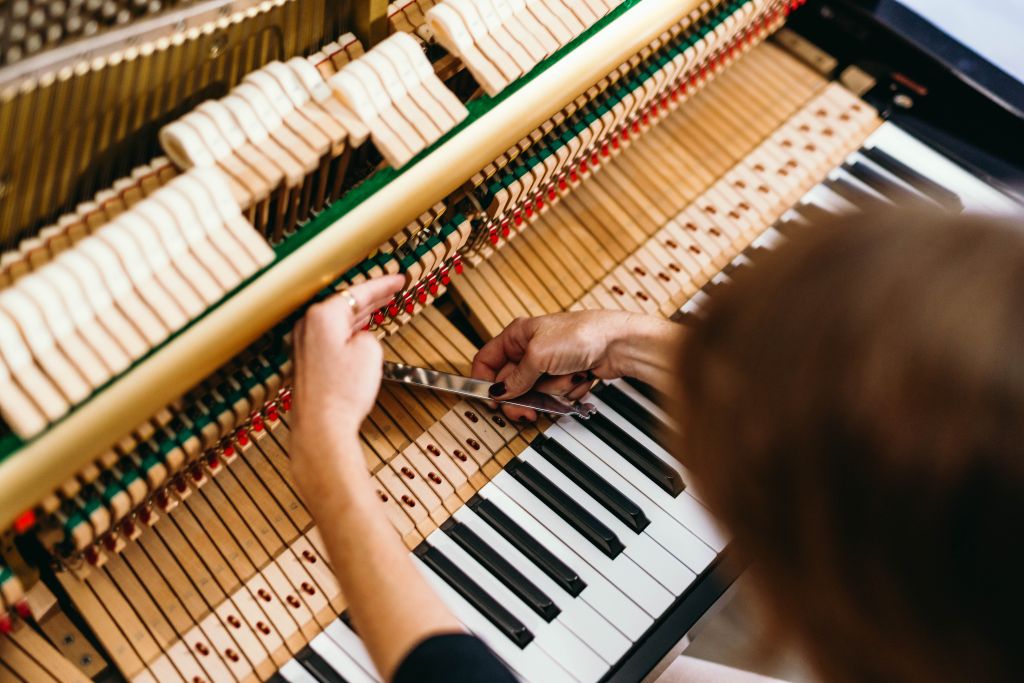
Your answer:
(490, 364), (538, 421)
(471, 318), (534, 381)
(346, 274), (405, 308)
(500, 403), (538, 423)
(491, 351), (545, 399)
(565, 383), (592, 402)
(306, 295), (361, 341)
(339, 274), (405, 326)
(533, 372), (592, 397)
(481, 362), (517, 410)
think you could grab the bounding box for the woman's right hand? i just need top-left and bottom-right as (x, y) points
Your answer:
(470, 310), (643, 421)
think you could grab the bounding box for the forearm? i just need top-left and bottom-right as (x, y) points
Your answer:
(305, 437), (461, 682)
(610, 313), (687, 394)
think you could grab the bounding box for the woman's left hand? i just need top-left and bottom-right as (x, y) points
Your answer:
(289, 275), (404, 503)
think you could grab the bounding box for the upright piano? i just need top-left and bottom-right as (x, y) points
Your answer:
(0, 0), (1019, 681)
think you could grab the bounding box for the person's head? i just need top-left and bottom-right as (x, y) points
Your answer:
(677, 210), (1024, 683)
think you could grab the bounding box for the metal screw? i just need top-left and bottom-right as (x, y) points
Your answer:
(62, 634), (75, 645)
(80, 655), (92, 666)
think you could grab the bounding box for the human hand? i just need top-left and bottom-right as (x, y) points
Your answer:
(290, 275), (404, 502)
(471, 310), (641, 421)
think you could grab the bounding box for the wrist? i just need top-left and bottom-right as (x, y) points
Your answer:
(608, 314), (685, 387)
(292, 431), (372, 509)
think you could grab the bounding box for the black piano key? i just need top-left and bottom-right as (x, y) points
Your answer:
(861, 145), (963, 211)
(443, 518), (561, 622)
(594, 383), (668, 451)
(532, 433), (650, 534)
(268, 675), (289, 683)
(622, 377), (664, 404)
(824, 175), (887, 212)
(843, 160), (930, 207)
(577, 411), (685, 497)
(339, 610), (357, 635)
(469, 495), (586, 597)
(505, 459), (625, 559)
(296, 648), (348, 683)
(415, 542), (534, 648)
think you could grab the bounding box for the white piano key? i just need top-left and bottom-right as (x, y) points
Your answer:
(479, 484), (652, 640)
(411, 554), (569, 682)
(731, 253), (755, 269)
(280, 659), (319, 683)
(546, 424), (716, 574)
(428, 531), (602, 682)
(519, 449), (696, 596)
(323, 619), (383, 682)
(866, 122), (1020, 214)
(310, 632), (378, 683)
(678, 297), (704, 318)
(491, 471), (672, 616)
(453, 505), (632, 663)
(751, 226), (787, 251)
(802, 184), (854, 215)
(555, 416), (728, 552)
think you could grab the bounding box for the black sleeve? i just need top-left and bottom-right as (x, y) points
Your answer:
(393, 633), (517, 683)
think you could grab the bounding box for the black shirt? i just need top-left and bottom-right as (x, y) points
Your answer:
(394, 634), (516, 683)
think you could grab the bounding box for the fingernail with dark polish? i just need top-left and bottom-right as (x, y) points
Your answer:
(571, 373), (588, 385)
(488, 382), (506, 397)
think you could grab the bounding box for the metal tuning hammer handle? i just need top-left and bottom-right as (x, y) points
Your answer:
(382, 361), (597, 419)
